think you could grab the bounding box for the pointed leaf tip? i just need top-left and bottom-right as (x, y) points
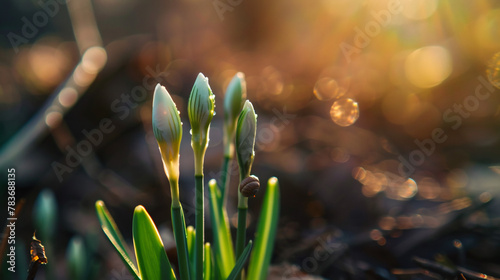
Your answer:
(247, 178), (280, 280)
(133, 205), (175, 280)
(95, 200), (140, 280)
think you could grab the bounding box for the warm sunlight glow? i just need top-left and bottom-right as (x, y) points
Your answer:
(405, 46), (452, 88)
(401, 0), (438, 20)
(487, 51), (500, 89)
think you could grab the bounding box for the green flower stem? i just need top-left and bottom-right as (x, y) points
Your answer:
(194, 174), (204, 280)
(168, 177), (181, 208)
(219, 155), (231, 206)
(188, 73), (213, 280)
(171, 202), (190, 280)
(235, 204), (248, 280)
(235, 165), (250, 280)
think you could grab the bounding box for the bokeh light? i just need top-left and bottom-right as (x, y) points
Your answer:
(352, 166), (367, 181)
(370, 229), (383, 241)
(474, 9), (500, 52)
(330, 98), (359, 127)
(261, 66), (284, 96)
(487, 51), (500, 89)
(358, 170), (387, 197)
(58, 87), (79, 108)
(81, 46), (108, 75)
(417, 177), (441, 200)
(313, 77), (345, 101)
(404, 46), (452, 88)
(401, 0), (438, 20)
(15, 40), (74, 92)
(398, 178), (418, 199)
(331, 147), (350, 163)
(73, 46), (108, 87)
(479, 192), (492, 203)
(45, 110), (63, 128)
(379, 216), (396, 231)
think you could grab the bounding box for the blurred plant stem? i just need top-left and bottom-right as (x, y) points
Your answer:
(220, 155), (231, 206)
(0, 0), (106, 169)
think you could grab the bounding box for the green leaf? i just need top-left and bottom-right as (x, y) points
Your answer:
(204, 243), (213, 280)
(226, 241), (253, 280)
(208, 179), (235, 278)
(133, 205), (176, 280)
(67, 236), (86, 280)
(186, 226), (195, 278)
(33, 189), (57, 240)
(95, 200), (140, 280)
(246, 177), (280, 280)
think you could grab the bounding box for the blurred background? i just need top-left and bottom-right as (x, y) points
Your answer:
(1, 0), (500, 279)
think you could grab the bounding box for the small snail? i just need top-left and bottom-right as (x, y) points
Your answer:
(239, 175), (260, 197)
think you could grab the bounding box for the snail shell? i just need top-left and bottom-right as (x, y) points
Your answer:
(239, 175), (260, 197)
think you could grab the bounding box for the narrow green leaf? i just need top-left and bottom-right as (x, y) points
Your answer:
(186, 226), (195, 254)
(204, 243), (213, 280)
(208, 179), (235, 278)
(226, 241), (253, 280)
(186, 226), (196, 278)
(95, 200), (140, 280)
(133, 206), (176, 280)
(246, 177), (280, 280)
